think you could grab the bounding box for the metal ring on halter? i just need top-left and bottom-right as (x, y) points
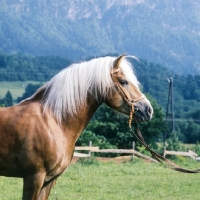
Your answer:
(134, 106), (139, 113)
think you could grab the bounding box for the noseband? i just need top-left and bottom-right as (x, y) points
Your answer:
(110, 68), (145, 125)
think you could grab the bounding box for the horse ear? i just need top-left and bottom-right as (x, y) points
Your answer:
(114, 54), (126, 68)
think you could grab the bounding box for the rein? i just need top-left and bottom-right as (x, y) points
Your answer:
(129, 124), (200, 173)
(111, 66), (200, 173)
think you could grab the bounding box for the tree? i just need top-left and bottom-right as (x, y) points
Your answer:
(138, 97), (167, 149)
(17, 83), (42, 102)
(0, 54), (7, 68)
(4, 90), (13, 107)
(166, 131), (180, 151)
(0, 90), (13, 107)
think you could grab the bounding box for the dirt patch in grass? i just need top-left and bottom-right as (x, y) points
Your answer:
(71, 156), (133, 164)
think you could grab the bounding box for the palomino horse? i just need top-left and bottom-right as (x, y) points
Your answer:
(0, 55), (153, 199)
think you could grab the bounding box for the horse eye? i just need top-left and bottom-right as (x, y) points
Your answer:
(119, 80), (128, 86)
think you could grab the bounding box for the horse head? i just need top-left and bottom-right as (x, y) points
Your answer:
(105, 55), (153, 123)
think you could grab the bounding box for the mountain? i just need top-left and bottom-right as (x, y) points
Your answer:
(0, 0), (200, 74)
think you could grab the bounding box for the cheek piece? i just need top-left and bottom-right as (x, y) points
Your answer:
(110, 68), (145, 126)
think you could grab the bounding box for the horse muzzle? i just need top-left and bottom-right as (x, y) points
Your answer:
(134, 104), (153, 122)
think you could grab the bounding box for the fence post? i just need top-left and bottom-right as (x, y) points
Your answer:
(163, 146), (166, 157)
(88, 141), (92, 157)
(132, 141), (135, 159)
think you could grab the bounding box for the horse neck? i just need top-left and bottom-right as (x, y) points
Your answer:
(62, 94), (102, 137)
(27, 88), (101, 138)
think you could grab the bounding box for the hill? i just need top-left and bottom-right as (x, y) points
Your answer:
(0, 1), (200, 74)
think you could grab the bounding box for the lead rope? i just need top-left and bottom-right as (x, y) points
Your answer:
(128, 106), (200, 173)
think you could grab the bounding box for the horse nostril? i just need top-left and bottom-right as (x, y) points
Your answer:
(147, 106), (153, 116)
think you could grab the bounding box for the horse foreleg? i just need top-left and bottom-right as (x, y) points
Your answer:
(37, 179), (57, 200)
(22, 172), (45, 200)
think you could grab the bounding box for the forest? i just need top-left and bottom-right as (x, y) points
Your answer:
(1, 53), (200, 153)
(0, 53), (71, 81)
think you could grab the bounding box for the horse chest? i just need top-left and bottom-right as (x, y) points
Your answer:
(44, 148), (73, 182)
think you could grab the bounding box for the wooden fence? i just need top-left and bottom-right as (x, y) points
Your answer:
(74, 142), (200, 162)
(74, 141), (158, 163)
(163, 147), (198, 160)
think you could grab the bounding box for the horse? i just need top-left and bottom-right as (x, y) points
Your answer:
(0, 54), (153, 200)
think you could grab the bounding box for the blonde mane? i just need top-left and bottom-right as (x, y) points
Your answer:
(28, 56), (140, 123)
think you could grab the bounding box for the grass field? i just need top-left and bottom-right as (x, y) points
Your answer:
(0, 157), (200, 200)
(0, 81), (43, 101)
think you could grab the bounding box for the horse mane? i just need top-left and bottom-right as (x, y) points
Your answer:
(22, 56), (140, 123)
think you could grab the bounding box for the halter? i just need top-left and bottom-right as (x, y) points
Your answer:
(110, 67), (145, 126)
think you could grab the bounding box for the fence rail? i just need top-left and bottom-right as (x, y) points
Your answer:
(163, 147), (197, 160)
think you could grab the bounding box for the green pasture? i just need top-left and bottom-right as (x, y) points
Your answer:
(0, 157), (200, 200)
(0, 81), (42, 101)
